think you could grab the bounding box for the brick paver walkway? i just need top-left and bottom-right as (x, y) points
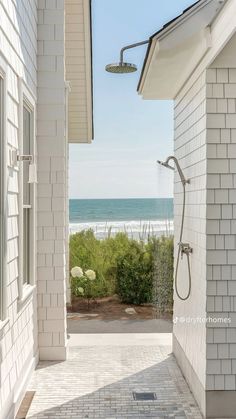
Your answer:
(26, 334), (202, 419)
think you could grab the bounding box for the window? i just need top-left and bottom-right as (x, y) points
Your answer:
(0, 72), (6, 320)
(18, 87), (36, 298)
(0, 76), (3, 317)
(22, 104), (33, 285)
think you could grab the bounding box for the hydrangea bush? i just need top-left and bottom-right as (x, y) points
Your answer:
(70, 230), (174, 310)
(70, 266), (96, 308)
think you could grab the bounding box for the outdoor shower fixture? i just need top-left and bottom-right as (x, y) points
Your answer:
(157, 156), (192, 301)
(105, 39), (149, 74)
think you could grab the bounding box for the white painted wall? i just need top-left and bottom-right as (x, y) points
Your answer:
(0, 1), (38, 418)
(173, 71), (207, 389)
(37, 0), (67, 362)
(65, 0), (93, 143)
(173, 31), (236, 413)
(205, 38), (236, 391)
(0, 0), (92, 416)
(138, 2), (236, 416)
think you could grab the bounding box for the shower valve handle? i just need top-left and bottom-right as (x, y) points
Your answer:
(179, 242), (193, 259)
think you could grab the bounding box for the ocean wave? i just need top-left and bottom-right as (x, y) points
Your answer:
(69, 219), (173, 239)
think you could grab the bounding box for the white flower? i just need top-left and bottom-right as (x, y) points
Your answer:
(71, 266), (83, 278)
(78, 287), (84, 295)
(85, 269), (96, 280)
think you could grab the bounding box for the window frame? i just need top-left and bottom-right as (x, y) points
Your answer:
(18, 80), (36, 302)
(0, 59), (7, 322)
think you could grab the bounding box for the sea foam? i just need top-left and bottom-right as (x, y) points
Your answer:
(69, 219), (173, 240)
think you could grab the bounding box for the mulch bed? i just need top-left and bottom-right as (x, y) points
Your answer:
(67, 295), (172, 321)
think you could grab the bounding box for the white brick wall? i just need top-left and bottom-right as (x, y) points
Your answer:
(205, 65), (236, 391)
(0, 1), (38, 418)
(37, 0), (67, 362)
(173, 71), (207, 388)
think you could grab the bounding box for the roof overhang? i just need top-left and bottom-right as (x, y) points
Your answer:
(138, 0), (226, 100)
(65, 0), (94, 143)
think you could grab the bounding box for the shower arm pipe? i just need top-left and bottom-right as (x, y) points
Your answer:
(119, 40), (149, 64)
(165, 156), (190, 186)
(157, 155), (192, 300)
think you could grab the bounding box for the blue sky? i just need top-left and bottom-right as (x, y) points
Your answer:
(69, 0), (195, 199)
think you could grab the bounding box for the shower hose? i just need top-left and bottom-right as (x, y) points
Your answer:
(175, 183), (192, 301)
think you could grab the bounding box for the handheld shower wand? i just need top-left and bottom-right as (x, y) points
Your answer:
(157, 156), (192, 301)
(157, 156), (190, 186)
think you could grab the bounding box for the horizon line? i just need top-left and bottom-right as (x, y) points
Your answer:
(69, 197), (174, 200)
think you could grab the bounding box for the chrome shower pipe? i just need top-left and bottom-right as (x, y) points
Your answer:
(157, 156), (190, 186)
(157, 156), (192, 301)
(119, 39), (149, 64)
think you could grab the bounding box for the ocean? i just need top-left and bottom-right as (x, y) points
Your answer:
(69, 198), (173, 239)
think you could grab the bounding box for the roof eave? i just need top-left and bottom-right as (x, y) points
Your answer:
(137, 0), (224, 96)
(66, 0), (94, 144)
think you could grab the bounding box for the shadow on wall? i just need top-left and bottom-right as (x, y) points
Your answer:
(0, 1), (38, 417)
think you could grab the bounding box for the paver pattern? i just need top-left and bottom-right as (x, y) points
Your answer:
(67, 317), (173, 334)
(27, 337), (202, 419)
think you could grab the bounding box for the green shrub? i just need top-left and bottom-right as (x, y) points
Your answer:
(70, 229), (100, 271)
(69, 229), (174, 309)
(149, 236), (174, 311)
(71, 273), (114, 299)
(116, 241), (153, 305)
(70, 230), (131, 298)
(70, 268), (103, 306)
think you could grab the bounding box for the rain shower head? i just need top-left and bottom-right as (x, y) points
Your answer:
(105, 62), (137, 74)
(105, 39), (149, 74)
(157, 156), (190, 186)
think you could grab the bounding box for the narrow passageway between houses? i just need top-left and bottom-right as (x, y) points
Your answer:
(25, 334), (202, 419)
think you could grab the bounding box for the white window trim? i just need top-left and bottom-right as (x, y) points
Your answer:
(18, 79), (36, 303)
(0, 56), (8, 324)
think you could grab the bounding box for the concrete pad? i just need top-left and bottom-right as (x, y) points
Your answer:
(68, 332), (172, 347)
(67, 318), (173, 334)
